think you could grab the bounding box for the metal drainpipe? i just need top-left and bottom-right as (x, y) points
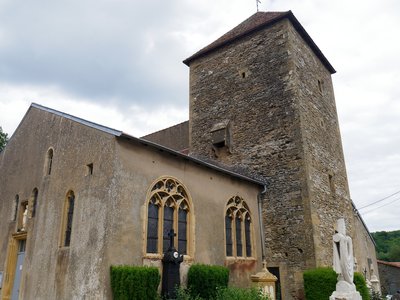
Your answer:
(258, 183), (268, 262)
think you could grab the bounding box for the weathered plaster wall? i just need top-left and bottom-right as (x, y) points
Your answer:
(142, 121), (189, 152)
(110, 137), (263, 287)
(0, 107), (117, 300)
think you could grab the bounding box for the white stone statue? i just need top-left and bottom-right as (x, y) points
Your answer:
(22, 205), (28, 231)
(330, 218), (362, 300)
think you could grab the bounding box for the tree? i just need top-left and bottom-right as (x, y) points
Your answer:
(0, 126), (9, 152)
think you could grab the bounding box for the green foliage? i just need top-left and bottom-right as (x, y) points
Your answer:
(371, 230), (400, 261)
(354, 272), (370, 300)
(303, 267), (337, 300)
(110, 265), (160, 300)
(187, 264), (229, 299)
(175, 286), (270, 300)
(0, 126), (8, 152)
(303, 268), (371, 300)
(214, 286), (270, 300)
(370, 290), (385, 300)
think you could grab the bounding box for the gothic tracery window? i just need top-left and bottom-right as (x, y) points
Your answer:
(145, 177), (191, 256)
(225, 196), (253, 258)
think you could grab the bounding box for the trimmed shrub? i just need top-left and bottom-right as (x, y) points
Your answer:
(304, 268), (372, 300)
(187, 264), (229, 299)
(354, 272), (370, 300)
(303, 267), (337, 300)
(215, 286), (270, 300)
(110, 265), (160, 300)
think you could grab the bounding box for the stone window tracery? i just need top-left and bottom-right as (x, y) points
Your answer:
(225, 196), (253, 258)
(145, 177), (192, 256)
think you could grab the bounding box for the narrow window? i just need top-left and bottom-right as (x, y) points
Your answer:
(245, 216), (252, 257)
(46, 148), (54, 175)
(235, 216), (243, 257)
(329, 173), (335, 196)
(146, 200), (159, 253)
(31, 188), (38, 217)
(163, 205), (174, 252)
(63, 192), (75, 247)
(86, 163), (93, 175)
(178, 206), (188, 254)
(225, 214), (233, 256)
(13, 195), (19, 221)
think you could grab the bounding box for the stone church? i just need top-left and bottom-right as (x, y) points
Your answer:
(0, 11), (378, 300)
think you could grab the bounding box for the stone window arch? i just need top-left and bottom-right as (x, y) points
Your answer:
(60, 190), (75, 247)
(45, 148), (54, 175)
(225, 196), (253, 258)
(30, 188), (39, 217)
(12, 194), (19, 221)
(145, 177), (193, 256)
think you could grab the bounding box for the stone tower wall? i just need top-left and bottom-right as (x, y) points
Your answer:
(288, 24), (355, 267)
(188, 19), (316, 299)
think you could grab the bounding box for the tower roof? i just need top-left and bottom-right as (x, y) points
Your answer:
(183, 11), (336, 74)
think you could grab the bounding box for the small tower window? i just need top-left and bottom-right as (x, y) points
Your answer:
(86, 163), (94, 175)
(318, 79), (325, 94)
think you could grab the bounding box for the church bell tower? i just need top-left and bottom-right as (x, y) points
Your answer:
(184, 11), (355, 299)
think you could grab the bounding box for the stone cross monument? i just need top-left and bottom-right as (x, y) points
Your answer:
(330, 218), (362, 300)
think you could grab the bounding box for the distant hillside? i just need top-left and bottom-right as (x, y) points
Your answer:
(371, 230), (400, 262)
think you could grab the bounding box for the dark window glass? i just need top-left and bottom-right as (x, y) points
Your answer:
(47, 149), (53, 175)
(64, 194), (75, 247)
(245, 218), (252, 257)
(32, 189), (38, 217)
(236, 217), (242, 256)
(163, 206), (174, 252)
(178, 208), (187, 254)
(14, 195), (19, 221)
(146, 202), (159, 253)
(225, 215), (233, 256)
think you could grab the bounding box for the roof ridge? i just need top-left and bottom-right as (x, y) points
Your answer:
(30, 103), (123, 136)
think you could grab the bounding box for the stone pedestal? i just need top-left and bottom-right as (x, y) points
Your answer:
(251, 261), (278, 300)
(329, 281), (362, 300)
(370, 274), (380, 292)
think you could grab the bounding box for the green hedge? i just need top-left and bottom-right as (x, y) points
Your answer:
(303, 268), (371, 300)
(187, 264), (229, 299)
(110, 265), (160, 300)
(354, 272), (370, 300)
(303, 267), (337, 300)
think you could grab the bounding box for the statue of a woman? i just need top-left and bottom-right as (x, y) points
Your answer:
(22, 205), (28, 231)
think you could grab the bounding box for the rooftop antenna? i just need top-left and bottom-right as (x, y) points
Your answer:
(256, 0), (261, 12)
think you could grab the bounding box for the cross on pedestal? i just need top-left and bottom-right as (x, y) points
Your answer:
(168, 228), (176, 250)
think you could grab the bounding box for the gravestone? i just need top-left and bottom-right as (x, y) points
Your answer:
(162, 229), (183, 299)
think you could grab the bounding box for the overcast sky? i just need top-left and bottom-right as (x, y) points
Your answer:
(0, 0), (399, 232)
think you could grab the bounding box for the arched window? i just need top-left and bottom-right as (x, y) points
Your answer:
(145, 177), (192, 256)
(31, 188), (38, 217)
(45, 148), (54, 175)
(60, 191), (75, 247)
(225, 196), (253, 257)
(13, 194), (19, 221)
